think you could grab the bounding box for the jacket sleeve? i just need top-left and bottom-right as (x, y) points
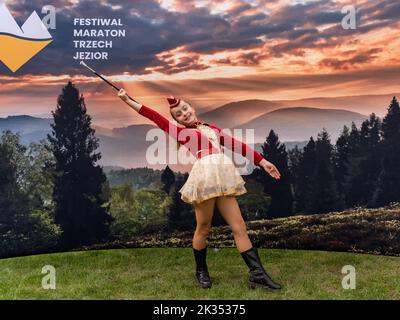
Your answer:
(138, 104), (190, 144)
(210, 124), (265, 166)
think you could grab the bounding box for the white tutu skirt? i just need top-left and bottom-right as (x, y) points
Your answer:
(179, 153), (247, 204)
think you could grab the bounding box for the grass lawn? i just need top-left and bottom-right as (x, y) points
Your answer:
(0, 248), (399, 300)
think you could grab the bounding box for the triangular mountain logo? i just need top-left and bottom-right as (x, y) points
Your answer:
(0, 4), (53, 72)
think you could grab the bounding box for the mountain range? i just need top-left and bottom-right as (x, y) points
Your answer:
(0, 99), (371, 169)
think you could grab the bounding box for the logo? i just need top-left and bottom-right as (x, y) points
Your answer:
(0, 3), (52, 72)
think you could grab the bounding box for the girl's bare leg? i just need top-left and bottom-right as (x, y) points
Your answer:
(192, 197), (216, 250)
(215, 196), (253, 253)
(215, 196), (282, 290)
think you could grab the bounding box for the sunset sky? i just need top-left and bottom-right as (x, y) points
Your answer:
(0, 0), (399, 128)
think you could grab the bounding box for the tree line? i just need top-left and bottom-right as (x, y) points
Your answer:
(255, 97), (400, 218)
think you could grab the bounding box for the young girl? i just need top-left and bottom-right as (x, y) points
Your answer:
(118, 89), (282, 291)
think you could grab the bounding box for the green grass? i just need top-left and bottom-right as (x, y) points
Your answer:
(0, 248), (399, 299)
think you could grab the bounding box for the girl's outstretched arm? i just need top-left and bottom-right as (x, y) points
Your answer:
(209, 124), (264, 166)
(117, 88), (190, 145)
(209, 124), (281, 179)
(118, 89), (142, 112)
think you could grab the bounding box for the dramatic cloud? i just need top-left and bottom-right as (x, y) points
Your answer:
(1, 0), (399, 128)
(0, 0), (398, 77)
(319, 48), (383, 70)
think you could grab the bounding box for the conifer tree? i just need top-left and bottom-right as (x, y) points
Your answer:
(371, 97), (400, 206)
(311, 129), (344, 213)
(293, 137), (317, 213)
(259, 130), (293, 218)
(359, 113), (382, 207)
(48, 82), (112, 248)
(161, 165), (175, 194)
(334, 125), (350, 202)
(342, 122), (365, 207)
(287, 145), (302, 212)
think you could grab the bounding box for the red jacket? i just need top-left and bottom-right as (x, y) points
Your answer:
(138, 104), (265, 166)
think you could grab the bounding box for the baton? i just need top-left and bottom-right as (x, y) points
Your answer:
(79, 61), (139, 103)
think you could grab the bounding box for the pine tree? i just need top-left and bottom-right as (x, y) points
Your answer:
(287, 145), (302, 178)
(48, 82), (112, 249)
(381, 97), (400, 140)
(333, 125), (350, 202)
(259, 130), (293, 218)
(294, 137), (317, 213)
(355, 114), (383, 206)
(371, 97), (400, 207)
(311, 129), (344, 213)
(286, 145), (300, 214)
(161, 165), (175, 194)
(341, 122), (365, 207)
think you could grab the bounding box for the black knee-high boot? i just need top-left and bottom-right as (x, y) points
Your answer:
(240, 246), (282, 290)
(193, 247), (212, 289)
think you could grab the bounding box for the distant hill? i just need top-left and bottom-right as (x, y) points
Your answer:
(276, 93), (400, 117)
(198, 93), (398, 129)
(198, 99), (281, 128)
(0, 115), (52, 134)
(96, 124), (178, 170)
(0, 115), (190, 171)
(0, 115), (52, 144)
(239, 107), (368, 142)
(102, 166), (126, 173)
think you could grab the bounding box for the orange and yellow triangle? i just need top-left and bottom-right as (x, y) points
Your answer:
(0, 34), (52, 72)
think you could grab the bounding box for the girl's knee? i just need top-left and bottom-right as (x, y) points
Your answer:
(195, 224), (211, 237)
(231, 224), (248, 237)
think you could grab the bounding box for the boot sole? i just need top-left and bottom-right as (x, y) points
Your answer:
(196, 276), (212, 289)
(198, 283), (212, 289)
(249, 281), (282, 291)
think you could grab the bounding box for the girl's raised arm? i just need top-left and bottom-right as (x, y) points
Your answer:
(118, 89), (142, 112)
(117, 89), (190, 145)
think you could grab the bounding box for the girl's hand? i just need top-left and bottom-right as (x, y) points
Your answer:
(259, 159), (281, 179)
(118, 88), (130, 103)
